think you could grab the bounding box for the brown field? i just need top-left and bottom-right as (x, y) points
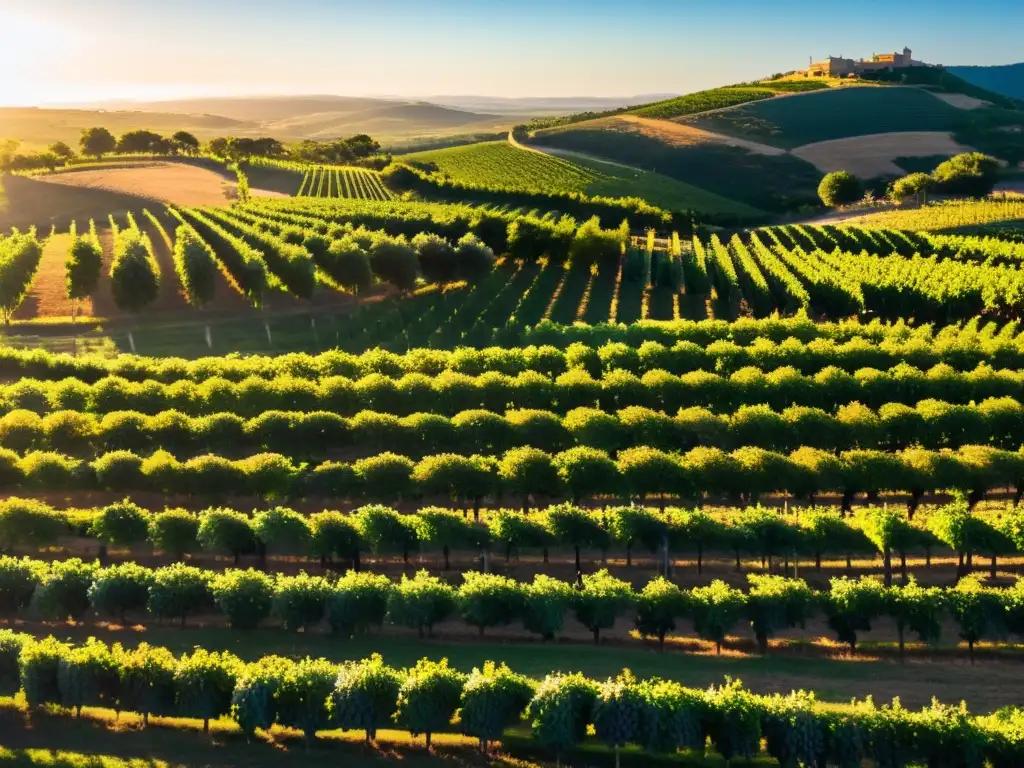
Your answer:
(614, 114), (786, 155)
(929, 91), (991, 110)
(36, 162), (245, 207)
(791, 131), (975, 176)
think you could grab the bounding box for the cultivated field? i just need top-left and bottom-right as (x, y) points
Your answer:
(791, 130), (976, 176)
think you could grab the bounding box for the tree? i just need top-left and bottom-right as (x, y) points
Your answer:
(412, 232), (458, 285)
(117, 643), (177, 726)
(147, 563), (213, 628)
(369, 236), (419, 292)
(209, 569), (274, 630)
(89, 500), (149, 562)
(58, 638), (120, 717)
(232, 657), (290, 739)
(823, 576), (886, 653)
(817, 171), (863, 207)
(354, 504), (418, 564)
(109, 228), (159, 314)
(49, 142), (74, 161)
(415, 507), (481, 571)
(0, 556), (47, 615)
(592, 671), (645, 768)
(574, 569), (634, 644)
(252, 506), (311, 561)
(521, 574), (573, 640)
(889, 172), (934, 204)
(544, 503), (607, 574)
(387, 570), (455, 637)
(172, 131), (200, 155)
(457, 572), (523, 635)
(273, 572), (330, 632)
(172, 226), (217, 308)
(453, 233), (495, 283)
(275, 658), (338, 745)
(459, 661), (535, 753)
(173, 648), (241, 733)
(148, 509), (200, 560)
(326, 570), (393, 637)
(947, 575), (1006, 663)
(609, 505), (668, 567)
(197, 508), (255, 565)
(88, 562), (154, 623)
(331, 654), (402, 742)
(79, 128), (116, 159)
(553, 446), (620, 503)
(887, 576), (944, 660)
(635, 576), (686, 651)
(0, 232), (44, 325)
(931, 152), (1000, 197)
(528, 672), (599, 760)
(395, 658), (466, 748)
(116, 130), (167, 154)
(688, 579), (746, 654)
(324, 238), (373, 295)
(65, 232), (103, 320)
(498, 447), (562, 512)
(31, 558), (96, 621)
(746, 574), (815, 655)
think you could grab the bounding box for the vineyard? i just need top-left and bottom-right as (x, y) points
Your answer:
(6, 106), (1024, 768)
(296, 166), (394, 201)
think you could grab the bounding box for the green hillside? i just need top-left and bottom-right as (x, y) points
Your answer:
(404, 139), (764, 216)
(688, 87), (963, 148)
(949, 63), (1024, 101)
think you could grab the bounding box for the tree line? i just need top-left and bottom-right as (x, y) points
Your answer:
(2, 490), (1023, 581)
(2, 631), (1024, 763)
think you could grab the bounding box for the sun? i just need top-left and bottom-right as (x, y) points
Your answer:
(0, 10), (74, 105)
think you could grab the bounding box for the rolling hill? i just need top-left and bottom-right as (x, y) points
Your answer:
(948, 63), (1024, 101)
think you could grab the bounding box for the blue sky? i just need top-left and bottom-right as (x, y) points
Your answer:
(2, 0), (1022, 104)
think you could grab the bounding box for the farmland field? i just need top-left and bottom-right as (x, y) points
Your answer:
(687, 86), (964, 148)
(297, 166), (394, 201)
(403, 139), (762, 216)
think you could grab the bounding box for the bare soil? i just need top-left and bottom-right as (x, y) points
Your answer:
(614, 114), (786, 156)
(928, 92), (991, 110)
(36, 162), (246, 207)
(791, 131), (975, 177)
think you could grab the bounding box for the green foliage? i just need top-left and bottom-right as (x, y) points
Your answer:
(20, 636), (69, 707)
(355, 504), (418, 558)
(118, 642), (177, 723)
(746, 573), (816, 654)
(148, 509), (199, 559)
(0, 629), (28, 695)
(109, 228), (159, 314)
(705, 678), (764, 762)
(0, 556), (46, 615)
(197, 507), (255, 563)
(528, 672), (599, 754)
(89, 500), (149, 547)
(31, 558), (97, 621)
(276, 657), (338, 743)
(459, 661), (535, 748)
(331, 653), (402, 741)
(890, 172), (934, 203)
(387, 570), (456, 637)
(395, 658), (466, 745)
(635, 576), (687, 649)
(147, 562), (213, 627)
(252, 506), (311, 556)
(79, 128), (116, 159)
(88, 562), (154, 621)
(0, 497), (68, 549)
(457, 572), (523, 634)
(689, 579), (747, 654)
(327, 570), (394, 637)
(232, 657), (291, 737)
(593, 671), (645, 750)
(58, 638), (120, 716)
(521, 573), (574, 640)
(932, 152), (1001, 197)
(818, 171), (864, 207)
(171, 225), (217, 307)
(824, 576), (887, 652)
(574, 569), (634, 643)
(273, 572), (330, 632)
(210, 569), (274, 630)
(65, 234), (102, 303)
(309, 511), (362, 562)
(948, 575), (1007, 657)
(761, 690), (827, 768)
(174, 648), (242, 732)
(888, 576), (945, 651)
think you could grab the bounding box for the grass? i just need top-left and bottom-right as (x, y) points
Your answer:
(404, 140), (763, 217)
(12, 621), (1023, 711)
(530, 126), (821, 212)
(688, 86), (964, 149)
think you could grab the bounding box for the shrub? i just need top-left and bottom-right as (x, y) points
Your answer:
(232, 657), (291, 738)
(746, 574), (816, 655)
(253, 506), (311, 557)
(197, 508), (255, 565)
(20, 636), (70, 708)
(395, 658), (466, 748)
(118, 642), (177, 725)
(331, 653), (402, 742)
(688, 579), (747, 655)
(210, 569), (274, 630)
(0, 497), (68, 549)
(147, 563), (213, 628)
(90, 500), (150, 550)
(635, 576), (687, 651)
(148, 509), (200, 559)
(574, 569), (634, 644)
(309, 511), (362, 565)
(369, 236), (419, 291)
(459, 661), (535, 751)
(521, 574), (573, 640)
(327, 570), (393, 637)
(273, 572), (330, 632)
(354, 505), (418, 562)
(387, 570), (456, 637)
(817, 171), (863, 207)
(276, 657), (338, 744)
(174, 648), (242, 733)
(457, 572), (523, 635)
(528, 672), (600, 756)
(88, 562), (154, 622)
(0, 556), (46, 615)
(32, 558), (97, 621)
(58, 637), (120, 717)
(931, 152), (1000, 197)
(0, 629), (28, 695)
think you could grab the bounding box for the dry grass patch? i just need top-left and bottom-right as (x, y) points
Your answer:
(36, 163), (244, 208)
(616, 114), (786, 155)
(791, 131), (975, 176)
(928, 92), (991, 110)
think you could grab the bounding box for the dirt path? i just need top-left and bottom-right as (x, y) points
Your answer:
(508, 130), (640, 172)
(13, 233), (81, 320)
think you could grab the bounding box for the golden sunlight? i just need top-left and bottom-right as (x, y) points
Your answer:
(0, 10), (73, 105)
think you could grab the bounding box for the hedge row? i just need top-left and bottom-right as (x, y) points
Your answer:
(0, 444), (1021, 506)
(2, 632), (1023, 763)
(3, 362), (1022, 419)
(3, 397), (1024, 460)
(2, 550), (1020, 654)
(1, 498), (1018, 587)
(0, 322), (1017, 384)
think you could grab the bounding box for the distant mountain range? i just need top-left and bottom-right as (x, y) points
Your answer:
(947, 63), (1024, 100)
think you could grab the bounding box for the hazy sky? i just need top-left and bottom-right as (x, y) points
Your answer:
(2, 0), (1022, 105)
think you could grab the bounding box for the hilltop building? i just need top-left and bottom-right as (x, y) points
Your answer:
(800, 48), (929, 78)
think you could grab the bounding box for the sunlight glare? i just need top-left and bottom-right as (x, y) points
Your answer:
(0, 11), (75, 105)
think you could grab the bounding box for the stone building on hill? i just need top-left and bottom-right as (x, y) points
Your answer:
(801, 48), (929, 78)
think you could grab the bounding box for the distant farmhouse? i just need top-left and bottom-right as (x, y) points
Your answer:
(799, 48), (933, 78)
